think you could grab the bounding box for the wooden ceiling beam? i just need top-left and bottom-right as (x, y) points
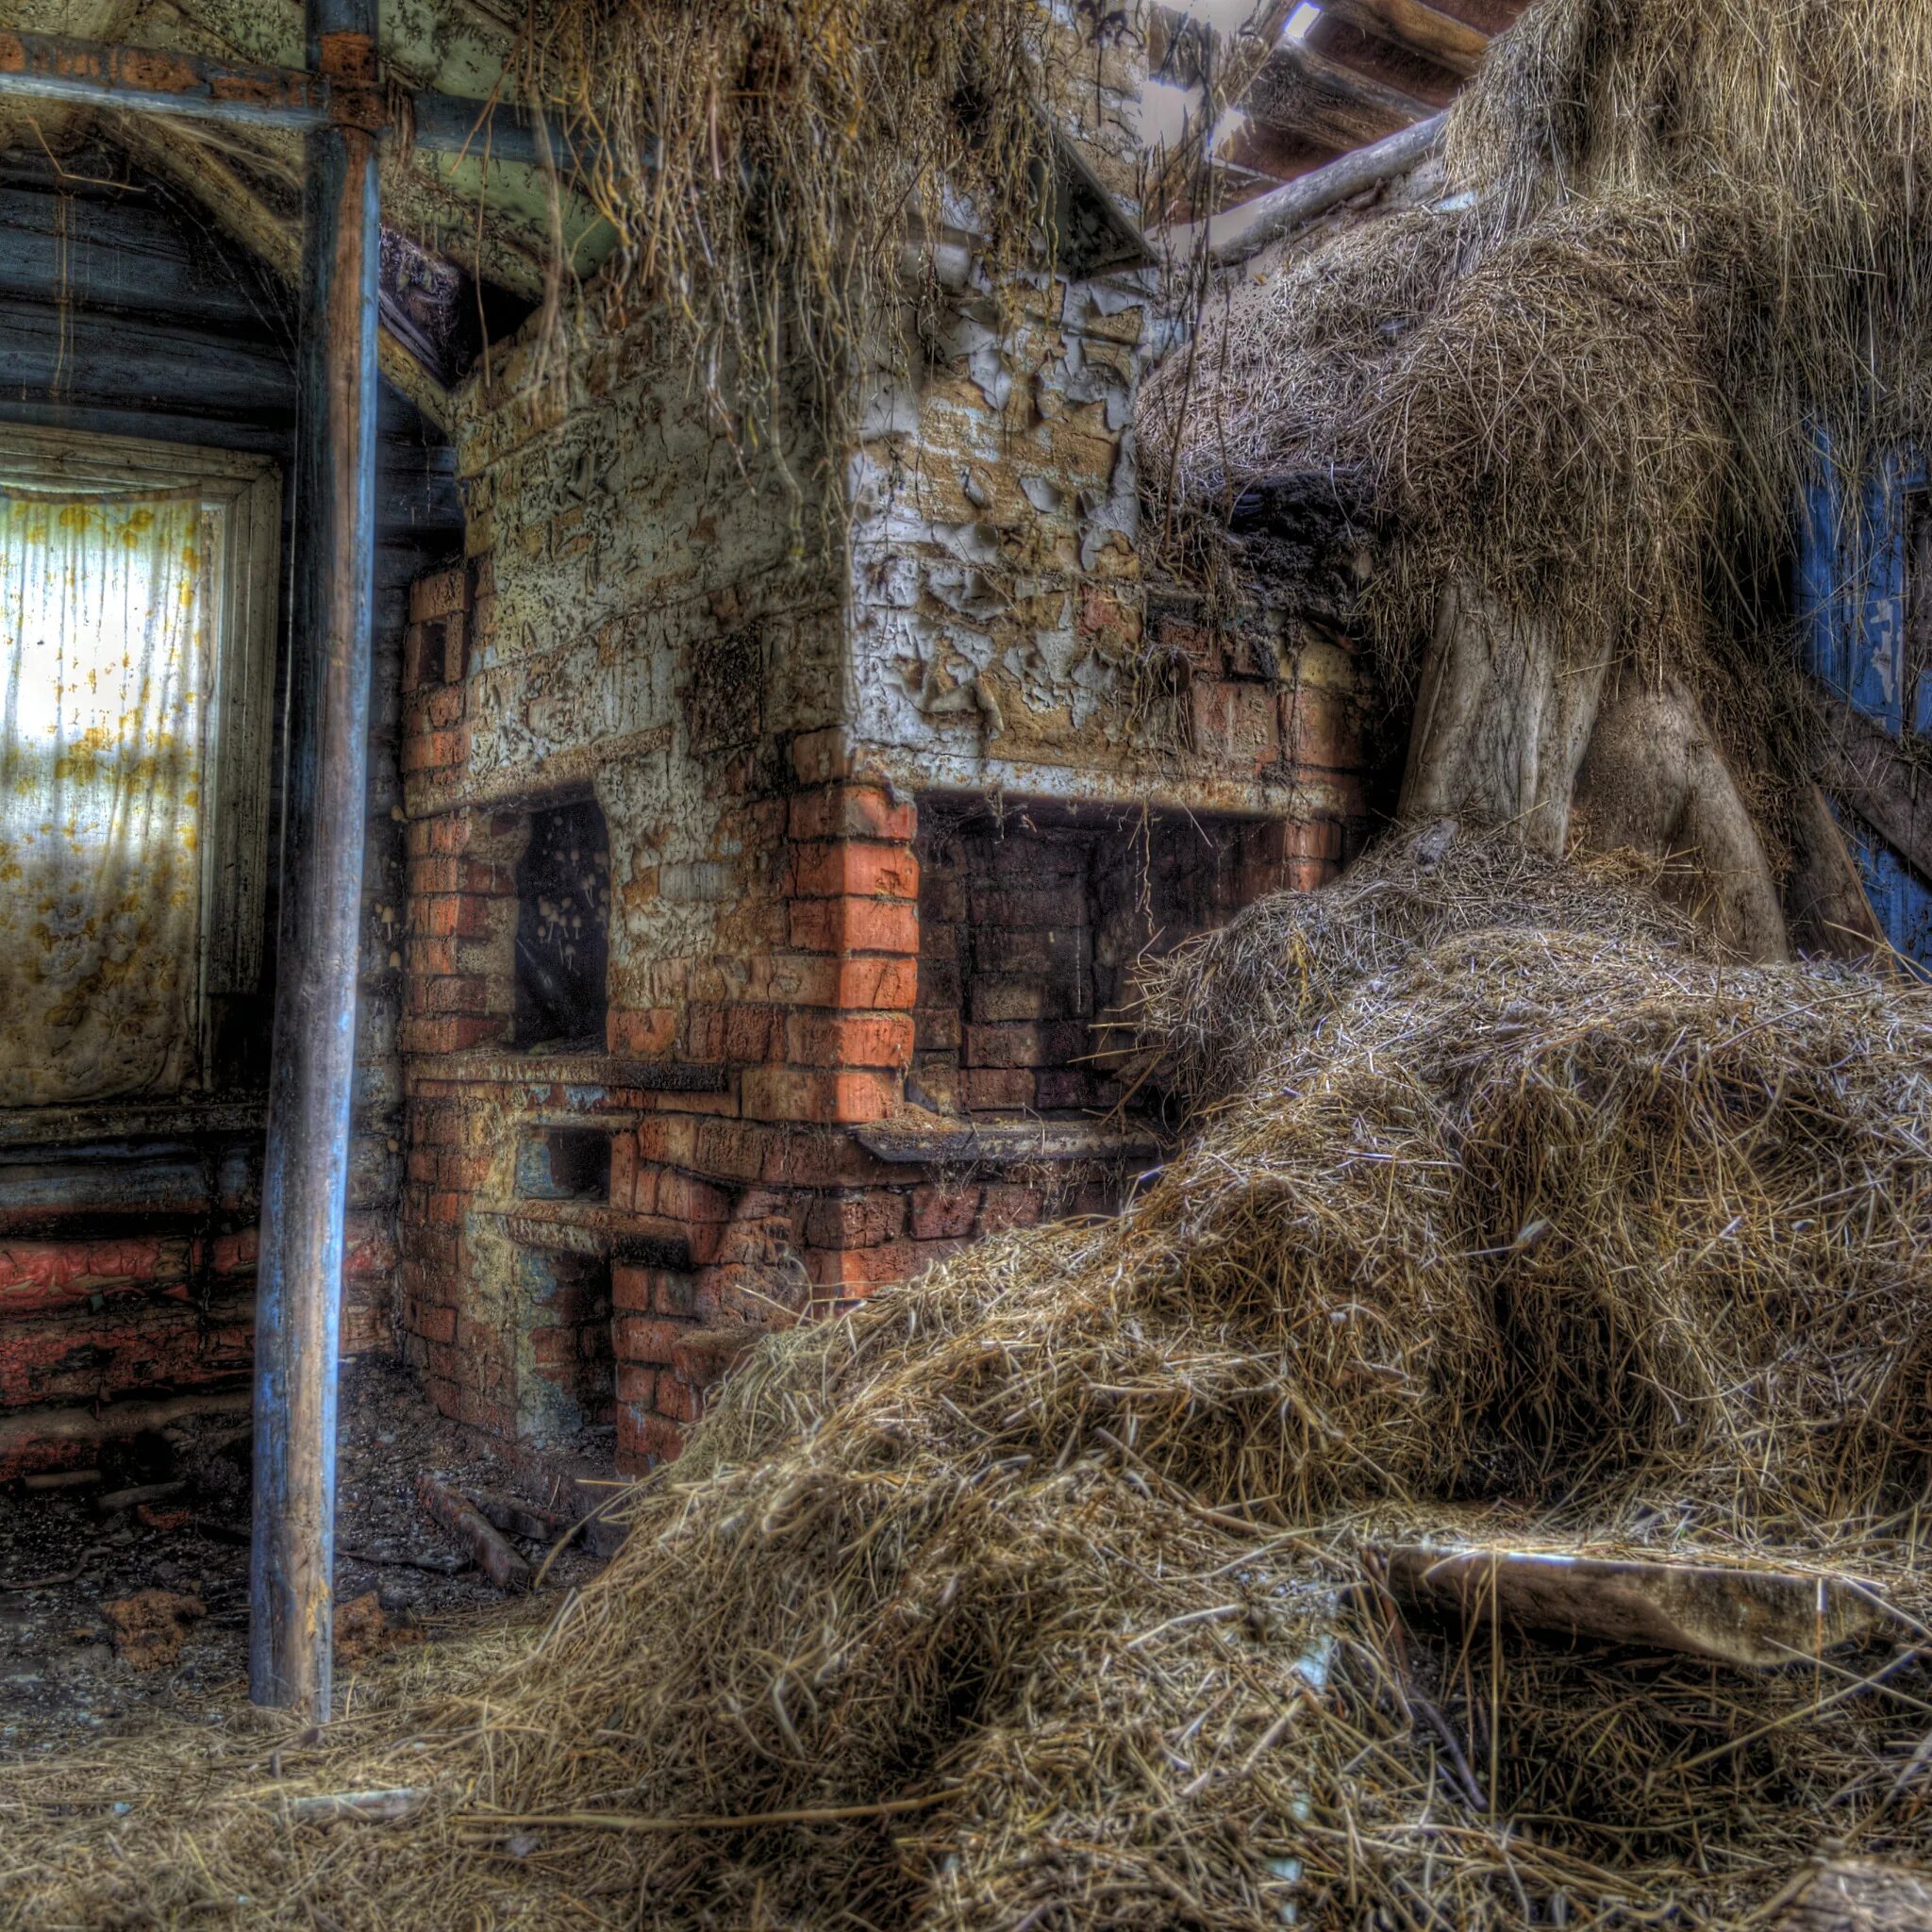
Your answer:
(1151, 5), (1434, 154)
(1316, 0), (1491, 79)
(1242, 36), (1437, 149)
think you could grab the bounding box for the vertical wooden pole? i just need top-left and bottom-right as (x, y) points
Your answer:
(249, 0), (380, 1720)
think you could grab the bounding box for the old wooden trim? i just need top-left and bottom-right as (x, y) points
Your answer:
(0, 27), (575, 169)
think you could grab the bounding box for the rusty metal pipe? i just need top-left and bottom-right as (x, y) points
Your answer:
(247, 0), (380, 1724)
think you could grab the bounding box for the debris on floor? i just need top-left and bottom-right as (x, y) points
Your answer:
(0, 1357), (603, 1754)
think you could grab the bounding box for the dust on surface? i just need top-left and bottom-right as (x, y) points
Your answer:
(0, 1358), (605, 1755)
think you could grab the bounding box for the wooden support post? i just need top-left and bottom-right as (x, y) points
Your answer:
(247, 0), (381, 1722)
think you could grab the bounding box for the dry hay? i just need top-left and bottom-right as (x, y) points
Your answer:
(8, 839), (1932, 1928)
(1123, 826), (1707, 1113)
(517, 0), (1058, 489)
(1140, 0), (1932, 746)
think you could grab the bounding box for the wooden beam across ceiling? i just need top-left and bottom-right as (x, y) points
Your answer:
(0, 25), (576, 166)
(1317, 0), (1491, 78)
(1241, 33), (1437, 148)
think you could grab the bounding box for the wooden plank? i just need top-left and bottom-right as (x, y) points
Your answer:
(0, 26), (579, 168)
(856, 1117), (1165, 1167)
(0, 298), (294, 420)
(1202, 109), (1447, 261)
(1381, 1544), (1884, 1668)
(1318, 0), (1491, 76)
(0, 26), (327, 133)
(0, 183), (282, 327)
(248, 0), (384, 1725)
(417, 1476), (533, 1592)
(1812, 687), (1932, 886)
(1243, 35), (1437, 149)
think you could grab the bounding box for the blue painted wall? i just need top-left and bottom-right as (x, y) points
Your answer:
(1796, 440), (1932, 965)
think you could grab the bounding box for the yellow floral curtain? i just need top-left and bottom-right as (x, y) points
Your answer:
(0, 494), (217, 1105)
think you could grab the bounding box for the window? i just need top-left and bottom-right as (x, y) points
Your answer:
(0, 427), (279, 1106)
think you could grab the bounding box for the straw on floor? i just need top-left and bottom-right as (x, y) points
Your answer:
(5, 825), (1931, 1930)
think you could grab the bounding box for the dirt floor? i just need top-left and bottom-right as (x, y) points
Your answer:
(0, 1360), (609, 1754)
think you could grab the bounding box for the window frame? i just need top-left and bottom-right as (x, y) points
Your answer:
(0, 424), (282, 1092)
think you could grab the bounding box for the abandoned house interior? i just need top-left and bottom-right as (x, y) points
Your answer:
(2, 0), (1932, 1924)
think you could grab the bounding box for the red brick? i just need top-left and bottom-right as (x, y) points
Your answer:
(401, 726), (468, 774)
(608, 1007), (677, 1057)
(610, 1132), (639, 1211)
(805, 1191), (908, 1249)
(970, 977), (1049, 1023)
(413, 1302), (458, 1344)
(614, 1314), (687, 1363)
(636, 1115), (704, 1168)
(965, 1022), (1041, 1069)
(1035, 1068), (1117, 1110)
(612, 1264), (656, 1313)
(686, 1002), (781, 1063)
(1280, 683), (1359, 772)
(741, 1067), (898, 1124)
(401, 1015), (505, 1057)
(788, 897), (920, 957)
(530, 1327), (576, 1368)
(784, 1010), (915, 1071)
(804, 1241), (918, 1291)
(418, 895), (461, 938)
(655, 1375), (700, 1424)
(965, 886), (1086, 929)
(617, 1408), (685, 1471)
(616, 1362), (658, 1407)
(788, 783), (917, 844)
(688, 1120), (779, 1183)
(978, 1185), (1043, 1233)
(658, 1172), (733, 1223)
(910, 1185), (981, 1241)
(960, 1068), (1035, 1110)
(1193, 679), (1279, 772)
(408, 974), (498, 1018)
(788, 840), (919, 901)
(915, 1007), (961, 1052)
(409, 566), (469, 623)
(754, 953), (921, 1011)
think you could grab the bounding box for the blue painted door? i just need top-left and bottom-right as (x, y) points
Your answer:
(1797, 444), (1932, 964)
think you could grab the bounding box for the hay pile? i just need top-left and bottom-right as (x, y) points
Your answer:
(1140, 0), (1932, 722)
(520, 0), (1056, 482)
(8, 830), (1932, 1928)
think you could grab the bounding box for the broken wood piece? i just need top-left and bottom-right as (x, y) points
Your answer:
(1379, 1544), (1884, 1668)
(21, 1468), (101, 1491)
(1773, 1859), (1932, 1931)
(416, 1475), (531, 1593)
(95, 1479), (188, 1516)
(0, 1565), (82, 1592)
(462, 1488), (572, 1546)
(286, 1787), (428, 1824)
(339, 1542), (466, 1575)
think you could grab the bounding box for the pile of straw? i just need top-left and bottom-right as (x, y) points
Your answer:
(1141, 0), (1932, 720)
(8, 829), (1932, 1928)
(519, 0), (1057, 485)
